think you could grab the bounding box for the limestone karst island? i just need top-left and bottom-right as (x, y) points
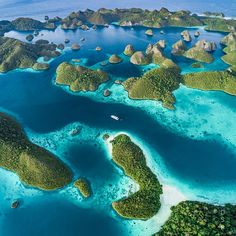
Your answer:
(0, 0), (236, 235)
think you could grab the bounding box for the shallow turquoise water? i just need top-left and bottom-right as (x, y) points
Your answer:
(1, 25), (236, 235)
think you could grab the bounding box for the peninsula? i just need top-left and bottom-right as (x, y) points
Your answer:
(111, 134), (162, 220)
(0, 113), (72, 190)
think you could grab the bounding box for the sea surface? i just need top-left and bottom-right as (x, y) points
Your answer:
(0, 0), (236, 20)
(1, 11), (236, 236)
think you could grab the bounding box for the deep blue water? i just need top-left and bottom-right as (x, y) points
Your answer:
(1, 24), (236, 235)
(0, 0), (236, 20)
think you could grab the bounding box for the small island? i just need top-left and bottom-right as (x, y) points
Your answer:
(155, 201), (236, 235)
(0, 113), (72, 190)
(74, 178), (92, 198)
(111, 134), (162, 220)
(56, 62), (109, 92)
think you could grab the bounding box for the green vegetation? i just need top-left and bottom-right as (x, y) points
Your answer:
(203, 17), (236, 32)
(155, 201), (236, 236)
(111, 134), (162, 220)
(56, 62), (109, 92)
(0, 37), (60, 72)
(74, 178), (92, 198)
(123, 66), (181, 109)
(191, 62), (204, 68)
(182, 70), (236, 95)
(61, 8), (236, 32)
(221, 33), (236, 70)
(109, 54), (123, 64)
(0, 113), (72, 190)
(184, 47), (214, 63)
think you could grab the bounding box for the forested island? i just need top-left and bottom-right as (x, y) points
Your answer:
(0, 113), (72, 190)
(155, 201), (236, 235)
(111, 134), (162, 220)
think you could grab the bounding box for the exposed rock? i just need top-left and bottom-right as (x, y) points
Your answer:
(45, 16), (49, 21)
(124, 44), (135, 56)
(103, 89), (111, 97)
(221, 32), (236, 46)
(26, 34), (34, 42)
(156, 40), (166, 49)
(145, 29), (154, 36)
(45, 22), (56, 30)
(194, 31), (200, 37)
(57, 44), (65, 50)
(33, 30), (39, 36)
(115, 80), (122, 84)
(33, 63), (50, 71)
(172, 40), (187, 55)
(65, 39), (70, 44)
(130, 51), (150, 65)
(181, 30), (192, 42)
(109, 54), (123, 64)
(160, 30), (165, 34)
(195, 40), (217, 52)
(120, 21), (133, 27)
(80, 24), (89, 30)
(92, 25), (97, 30)
(80, 37), (85, 42)
(71, 43), (80, 51)
(11, 201), (20, 209)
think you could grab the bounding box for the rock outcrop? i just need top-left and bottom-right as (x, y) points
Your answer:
(124, 44), (135, 56)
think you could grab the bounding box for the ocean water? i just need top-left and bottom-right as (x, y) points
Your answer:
(0, 0), (236, 20)
(1, 23), (236, 235)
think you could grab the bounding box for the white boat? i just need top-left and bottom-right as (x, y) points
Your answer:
(111, 115), (119, 121)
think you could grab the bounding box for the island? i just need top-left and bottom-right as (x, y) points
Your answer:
(182, 70), (236, 95)
(0, 17), (56, 35)
(221, 32), (236, 71)
(60, 8), (236, 32)
(155, 201), (236, 235)
(183, 46), (214, 63)
(0, 113), (72, 190)
(56, 62), (109, 92)
(0, 37), (61, 72)
(109, 54), (123, 64)
(74, 178), (92, 198)
(111, 134), (162, 220)
(123, 65), (181, 110)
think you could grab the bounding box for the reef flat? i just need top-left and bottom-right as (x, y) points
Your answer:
(0, 113), (72, 190)
(155, 201), (236, 236)
(111, 134), (162, 220)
